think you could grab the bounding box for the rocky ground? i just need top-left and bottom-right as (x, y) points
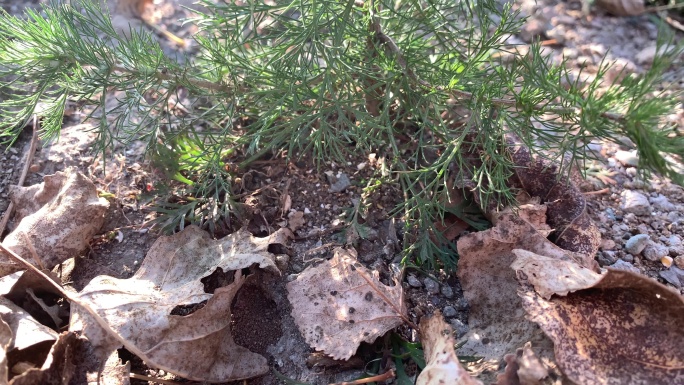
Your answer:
(0, 0), (682, 384)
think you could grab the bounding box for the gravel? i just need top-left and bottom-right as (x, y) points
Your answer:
(624, 234), (650, 255)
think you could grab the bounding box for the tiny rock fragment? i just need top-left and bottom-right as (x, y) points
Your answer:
(620, 190), (651, 216)
(643, 243), (669, 262)
(325, 171), (352, 193)
(662, 256), (673, 268)
(624, 234), (650, 255)
(614, 150), (639, 167)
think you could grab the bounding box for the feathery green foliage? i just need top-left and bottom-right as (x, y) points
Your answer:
(0, 0), (681, 269)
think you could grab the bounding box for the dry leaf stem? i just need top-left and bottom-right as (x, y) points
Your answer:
(329, 369), (395, 385)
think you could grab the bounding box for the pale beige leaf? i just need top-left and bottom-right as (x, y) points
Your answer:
(417, 311), (483, 385)
(287, 248), (405, 360)
(511, 249), (602, 299)
(9, 332), (80, 385)
(0, 297), (57, 352)
(70, 226), (292, 382)
(1, 168), (109, 277)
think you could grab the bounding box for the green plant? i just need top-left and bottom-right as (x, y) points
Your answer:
(0, 0), (682, 268)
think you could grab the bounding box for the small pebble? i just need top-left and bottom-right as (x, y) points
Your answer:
(624, 234), (650, 255)
(455, 297), (468, 311)
(675, 256), (684, 269)
(424, 278), (440, 295)
(659, 269), (682, 288)
(407, 275), (422, 288)
(609, 260), (640, 274)
(286, 274), (299, 282)
(449, 319), (469, 338)
(275, 255), (290, 271)
(614, 150), (639, 167)
(620, 190), (651, 216)
(621, 254), (634, 263)
(662, 256), (673, 268)
(642, 243), (669, 262)
(441, 285), (454, 298)
(598, 251), (618, 267)
(443, 306), (457, 318)
(650, 195), (676, 212)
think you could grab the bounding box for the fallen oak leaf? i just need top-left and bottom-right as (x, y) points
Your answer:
(287, 247), (410, 360)
(0, 168), (108, 277)
(456, 212), (597, 366)
(70, 226), (291, 382)
(0, 226), (292, 383)
(513, 252), (684, 385)
(417, 311), (483, 385)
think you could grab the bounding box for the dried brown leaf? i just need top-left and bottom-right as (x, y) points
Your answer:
(456, 212), (597, 364)
(70, 226), (292, 382)
(417, 311), (483, 385)
(509, 144), (600, 257)
(287, 248), (406, 360)
(519, 267), (684, 384)
(1, 169), (108, 277)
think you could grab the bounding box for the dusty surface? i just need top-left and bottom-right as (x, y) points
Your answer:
(0, 0), (682, 384)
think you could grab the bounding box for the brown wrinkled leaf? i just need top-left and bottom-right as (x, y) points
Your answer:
(509, 143), (600, 257)
(417, 311), (483, 385)
(595, 0), (645, 16)
(433, 214), (469, 242)
(9, 332), (80, 385)
(456, 212), (597, 363)
(287, 248), (406, 360)
(1, 169), (109, 277)
(518, 266), (684, 385)
(70, 226), (292, 382)
(511, 249), (601, 299)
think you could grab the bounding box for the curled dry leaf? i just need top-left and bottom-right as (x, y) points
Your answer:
(9, 332), (81, 385)
(508, 143), (600, 257)
(456, 212), (597, 363)
(1, 168), (109, 277)
(511, 249), (601, 299)
(70, 225), (292, 382)
(0, 297), (57, 366)
(514, 253), (684, 385)
(595, 0), (645, 16)
(287, 248), (406, 360)
(417, 311), (483, 385)
(496, 343), (553, 385)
